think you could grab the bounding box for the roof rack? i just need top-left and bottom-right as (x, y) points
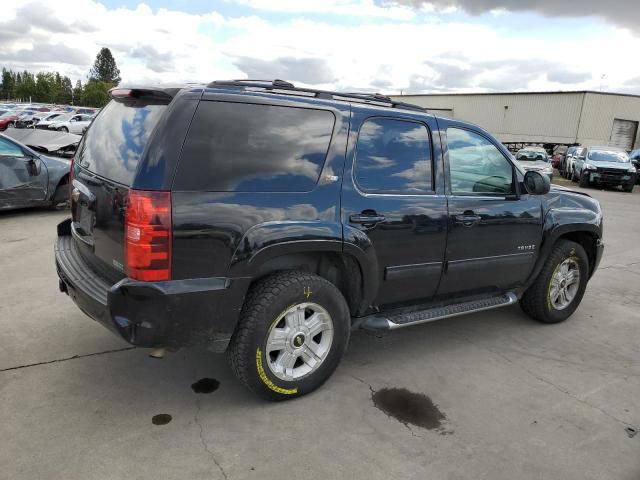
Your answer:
(207, 79), (427, 113)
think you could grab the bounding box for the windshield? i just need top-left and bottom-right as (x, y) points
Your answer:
(516, 150), (548, 162)
(588, 150), (629, 163)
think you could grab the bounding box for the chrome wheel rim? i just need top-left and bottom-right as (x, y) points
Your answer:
(265, 302), (334, 381)
(549, 258), (580, 310)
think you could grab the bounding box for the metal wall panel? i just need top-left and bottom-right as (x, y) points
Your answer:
(577, 93), (640, 148)
(393, 92), (585, 144)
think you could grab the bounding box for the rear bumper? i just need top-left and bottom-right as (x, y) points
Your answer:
(55, 219), (250, 352)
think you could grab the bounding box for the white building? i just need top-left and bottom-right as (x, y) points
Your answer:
(392, 91), (640, 151)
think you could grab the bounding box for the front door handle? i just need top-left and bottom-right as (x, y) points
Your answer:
(350, 214), (386, 225)
(454, 214), (481, 227)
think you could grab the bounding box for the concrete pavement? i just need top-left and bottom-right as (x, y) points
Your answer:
(1, 183), (638, 480)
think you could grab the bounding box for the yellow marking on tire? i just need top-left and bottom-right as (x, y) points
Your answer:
(256, 348), (298, 395)
(304, 286), (312, 299)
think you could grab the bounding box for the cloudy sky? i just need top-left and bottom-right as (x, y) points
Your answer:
(1, 0), (640, 94)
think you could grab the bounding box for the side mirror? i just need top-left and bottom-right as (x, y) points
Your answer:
(523, 170), (550, 195)
(26, 157), (41, 176)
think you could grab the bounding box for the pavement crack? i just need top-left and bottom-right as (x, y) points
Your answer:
(194, 397), (228, 480)
(598, 260), (640, 271)
(0, 346), (136, 373)
(458, 333), (637, 430)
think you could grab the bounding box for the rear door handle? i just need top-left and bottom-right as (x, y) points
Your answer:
(350, 214), (386, 225)
(454, 214), (481, 227)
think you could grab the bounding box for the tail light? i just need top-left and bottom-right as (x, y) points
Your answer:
(125, 190), (172, 281)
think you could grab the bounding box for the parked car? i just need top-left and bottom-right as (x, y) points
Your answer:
(561, 146), (583, 179)
(74, 107), (97, 115)
(48, 114), (93, 133)
(15, 111), (50, 128)
(573, 146), (636, 192)
(36, 113), (71, 130)
(55, 80), (604, 400)
(0, 111), (19, 130)
(551, 145), (567, 169)
(0, 133), (70, 210)
(514, 147), (554, 180)
(630, 149), (640, 184)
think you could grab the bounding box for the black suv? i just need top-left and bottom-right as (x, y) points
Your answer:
(55, 80), (604, 400)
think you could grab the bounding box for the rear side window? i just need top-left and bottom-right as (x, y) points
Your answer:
(174, 102), (335, 192)
(77, 100), (166, 186)
(354, 118), (432, 194)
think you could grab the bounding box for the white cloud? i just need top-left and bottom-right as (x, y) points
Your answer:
(0, 0), (638, 95)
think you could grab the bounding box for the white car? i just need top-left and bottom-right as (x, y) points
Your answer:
(37, 113), (73, 130)
(48, 114), (94, 134)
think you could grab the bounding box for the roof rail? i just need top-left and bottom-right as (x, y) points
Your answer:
(206, 79), (427, 113)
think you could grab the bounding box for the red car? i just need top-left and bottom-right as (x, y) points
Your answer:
(0, 112), (19, 130)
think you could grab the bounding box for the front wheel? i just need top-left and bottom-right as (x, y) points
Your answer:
(58, 126), (68, 133)
(579, 171), (590, 188)
(228, 271), (350, 401)
(623, 183), (634, 193)
(520, 240), (589, 323)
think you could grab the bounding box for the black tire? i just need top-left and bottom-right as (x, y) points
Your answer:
(228, 271), (350, 401)
(623, 183), (634, 193)
(59, 126), (68, 133)
(579, 172), (589, 188)
(520, 240), (589, 323)
(571, 168), (578, 182)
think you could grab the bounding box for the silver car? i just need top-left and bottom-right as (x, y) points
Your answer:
(514, 147), (554, 180)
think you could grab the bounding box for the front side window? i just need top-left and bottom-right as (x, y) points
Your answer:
(0, 137), (24, 157)
(447, 128), (514, 195)
(354, 118), (432, 194)
(175, 102), (335, 192)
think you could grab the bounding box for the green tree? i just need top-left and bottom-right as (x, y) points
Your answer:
(1, 68), (15, 100)
(89, 47), (121, 85)
(81, 79), (110, 107)
(72, 79), (83, 105)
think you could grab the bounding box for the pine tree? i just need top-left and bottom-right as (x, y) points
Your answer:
(89, 47), (121, 85)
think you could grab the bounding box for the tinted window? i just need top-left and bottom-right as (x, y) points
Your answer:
(175, 102), (335, 192)
(0, 137), (23, 157)
(354, 118), (432, 194)
(77, 100), (166, 186)
(447, 128), (514, 195)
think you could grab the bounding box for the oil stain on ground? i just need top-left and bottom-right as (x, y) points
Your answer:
(152, 414), (172, 425)
(372, 387), (446, 431)
(191, 378), (220, 394)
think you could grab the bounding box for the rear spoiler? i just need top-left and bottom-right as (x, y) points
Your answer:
(109, 87), (178, 105)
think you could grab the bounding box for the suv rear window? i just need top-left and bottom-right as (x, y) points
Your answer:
(77, 100), (166, 186)
(174, 101), (335, 192)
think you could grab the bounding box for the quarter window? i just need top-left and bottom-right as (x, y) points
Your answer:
(447, 128), (514, 195)
(175, 102), (335, 192)
(354, 118), (432, 194)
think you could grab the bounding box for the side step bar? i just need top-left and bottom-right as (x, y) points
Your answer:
(360, 292), (518, 331)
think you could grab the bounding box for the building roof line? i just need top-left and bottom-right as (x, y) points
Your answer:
(394, 90), (640, 100)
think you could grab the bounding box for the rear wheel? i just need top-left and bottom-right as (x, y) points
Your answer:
(520, 240), (589, 323)
(228, 271), (350, 401)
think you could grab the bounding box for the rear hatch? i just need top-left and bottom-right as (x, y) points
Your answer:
(70, 90), (170, 283)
